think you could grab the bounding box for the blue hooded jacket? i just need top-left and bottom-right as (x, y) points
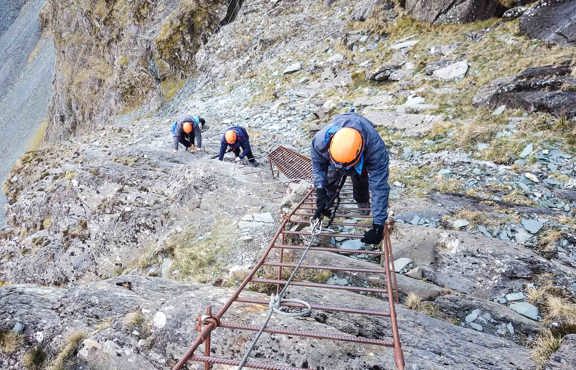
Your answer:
(311, 113), (390, 225)
(172, 115), (202, 150)
(219, 126), (252, 160)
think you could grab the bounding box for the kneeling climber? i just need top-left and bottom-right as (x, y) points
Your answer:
(311, 112), (390, 245)
(218, 126), (256, 165)
(171, 115), (204, 152)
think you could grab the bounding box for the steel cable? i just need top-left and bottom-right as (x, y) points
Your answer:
(237, 218), (322, 369)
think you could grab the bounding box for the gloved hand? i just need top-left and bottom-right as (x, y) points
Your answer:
(313, 187), (329, 220)
(361, 224), (384, 245)
(235, 156), (241, 162)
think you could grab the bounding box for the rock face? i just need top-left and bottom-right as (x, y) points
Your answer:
(0, 0), (55, 227)
(44, 0), (226, 141)
(519, 0), (576, 46)
(404, 0), (506, 24)
(473, 64), (576, 118)
(546, 334), (576, 369)
(0, 276), (535, 370)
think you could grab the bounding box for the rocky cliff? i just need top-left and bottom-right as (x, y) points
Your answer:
(1, 0), (576, 369)
(43, 0), (227, 141)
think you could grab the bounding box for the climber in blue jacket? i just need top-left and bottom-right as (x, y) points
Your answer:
(218, 126), (256, 164)
(311, 112), (390, 245)
(171, 115), (204, 152)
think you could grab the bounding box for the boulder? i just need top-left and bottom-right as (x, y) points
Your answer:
(519, 0), (576, 46)
(432, 60), (469, 81)
(472, 64), (576, 118)
(404, 0), (506, 24)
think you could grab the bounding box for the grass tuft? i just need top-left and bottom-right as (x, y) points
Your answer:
(531, 329), (562, 368)
(48, 331), (86, 370)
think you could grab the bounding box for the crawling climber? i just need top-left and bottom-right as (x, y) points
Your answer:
(171, 115), (205, 152)
(311, 112), (390, 245)
(218, 126), (257, 165)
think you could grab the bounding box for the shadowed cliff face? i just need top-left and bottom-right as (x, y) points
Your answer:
(43, 0), (226, 141)
(0, 0), (55, 226)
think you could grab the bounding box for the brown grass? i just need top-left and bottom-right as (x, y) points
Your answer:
(0, 331), (21, 353)
(48, 331), (86, 370)
(405, 292), (421, 310)
(531, 329), (562, 368)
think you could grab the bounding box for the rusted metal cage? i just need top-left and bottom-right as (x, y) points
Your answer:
(174, 147), (404, 370)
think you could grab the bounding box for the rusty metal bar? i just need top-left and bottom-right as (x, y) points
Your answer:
(263, 261), (386, 274)
(178, 147), (405, 370)
(219, 322), (394, 346)
(273, 244), (384, 255)
(235, 297), (391, 317)
(382, 223), (405, 370)
(268, 146), (313, 181)
(288, 217), (369, 227)
(283, 230), (364, 238)
(203, 306), (212, 370)
(250, 278), (388, 294)
(173, 189), (315, 370)
(292, 211), (373, 219)
(190, 355), (306, 370)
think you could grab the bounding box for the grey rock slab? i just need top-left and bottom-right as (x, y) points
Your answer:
(521, 218), (544, 234)
(519, 143), (533, 158)
(393, 257), (414, 273)
(405, 0), (507, 24)
(452, 219), (470, 229)
(362, 110), (443, 137)
(283, 62), (302, 74)
(520, 0), (576, 46)
(390, 39), (418, 50)
(465, 308), (481, 323)
(503, 6), (528, 20)
(473, 64), (576, 118)
(492, 104), (506, 116)
(469, 322), (484, 331)
(505, 292), (525, 302)
(339, 239), (364, 250)
(509, 302), (540, 321)
(433, 60), (469, 81)
(524, 172), (540, 183)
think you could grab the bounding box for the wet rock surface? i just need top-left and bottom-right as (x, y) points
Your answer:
(404, 0), (506, 24)
(519, 0), (576, 46)
(473, 64), (576, 118)
(0, 277), (536, 370)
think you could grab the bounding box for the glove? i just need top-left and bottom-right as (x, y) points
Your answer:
(235, 156), (241, 162)
(361, 224), (384, 245)
(313, 188), (329, 220)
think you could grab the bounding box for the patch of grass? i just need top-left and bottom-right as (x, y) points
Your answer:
(537, 229), (562, 256)
(48, 331), (86, 370)
(169, 221), (235, 283)
(502, 189), (536, 207)
(531, 329), (562, 369)
(23, 346), (46, 370)
(405, 292), (421, 310)
(389, 164), (432, 194)
(27, 120), (48, 151)
(545, 296), (576, 332)
(480, 137), (523, 164)
(452, 209), (487, 227)
(160, 77), (186, 100)
(0, 331), (22, 353)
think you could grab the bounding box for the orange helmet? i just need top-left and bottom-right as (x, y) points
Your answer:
(225, 130), (237, 144)
(183, 122), (193, 134)
(329, 127), (364, 167)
